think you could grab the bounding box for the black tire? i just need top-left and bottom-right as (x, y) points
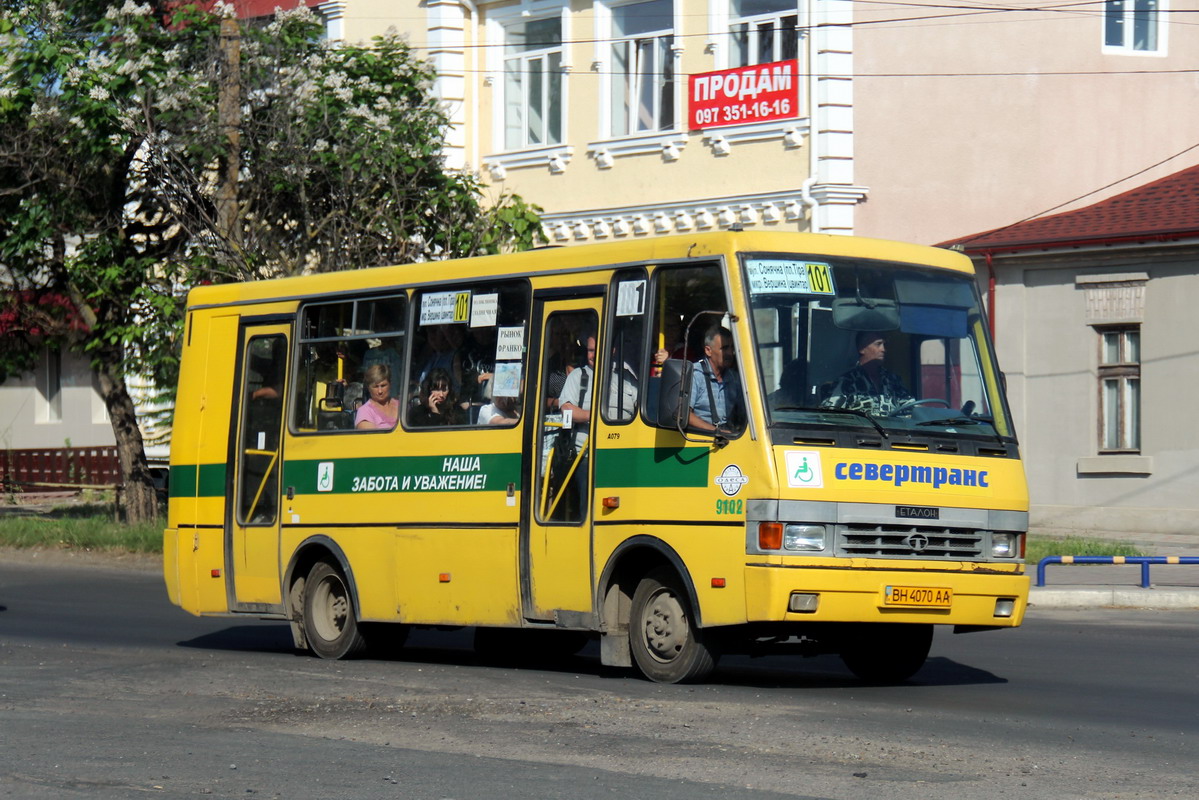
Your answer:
(628, 567), (717, 684)
(303, 561), (367, 659)
(840, 623), (933, 683)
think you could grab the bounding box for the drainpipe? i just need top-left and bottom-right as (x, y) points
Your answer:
(801, 176), (819, 234)
(985, 251), (995, 339)
(460, 0), (479, 170)
(801, 9), (820, 233)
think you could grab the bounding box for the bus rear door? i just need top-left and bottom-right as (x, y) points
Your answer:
(523, 295), (602, 622)
(227, 322), (290, 611)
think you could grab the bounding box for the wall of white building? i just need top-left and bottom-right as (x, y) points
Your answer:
(0, 349), (114, 451)
(990, 243), (1199, 536)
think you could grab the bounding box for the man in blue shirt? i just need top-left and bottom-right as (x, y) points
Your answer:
(688, 325), (741, 432)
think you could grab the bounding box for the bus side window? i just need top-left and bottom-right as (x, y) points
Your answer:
(408, 282), (530, 428)
(292, 294), (408, 434)
(646, 263), (729, 428)
(604, 269), (650, 424)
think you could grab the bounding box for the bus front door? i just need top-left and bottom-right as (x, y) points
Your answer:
(522, 298), (601, 621)
(227, 323), (289, 611)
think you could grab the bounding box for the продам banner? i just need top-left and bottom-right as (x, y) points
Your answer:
(688, 59), (800, 131)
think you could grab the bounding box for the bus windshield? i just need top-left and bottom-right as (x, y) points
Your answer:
(743, 253), (1015, 441)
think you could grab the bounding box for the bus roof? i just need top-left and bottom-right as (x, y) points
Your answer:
(184, 231), (974, 311)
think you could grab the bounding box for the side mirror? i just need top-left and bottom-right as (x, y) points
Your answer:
(656, 359), (693, 431)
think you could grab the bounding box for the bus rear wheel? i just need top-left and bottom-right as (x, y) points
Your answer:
(629, 567), (717, 684)
(839, 623), (933, 683)
(303, 561), (367, 659)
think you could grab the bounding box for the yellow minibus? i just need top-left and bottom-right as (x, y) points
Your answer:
(164, 231), (1028, 683)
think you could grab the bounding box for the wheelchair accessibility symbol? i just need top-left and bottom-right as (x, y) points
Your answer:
(317, 462), (335, 492)
(785, 450), (824, 489)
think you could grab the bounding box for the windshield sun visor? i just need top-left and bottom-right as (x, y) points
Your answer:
(831, 297), (899, 331)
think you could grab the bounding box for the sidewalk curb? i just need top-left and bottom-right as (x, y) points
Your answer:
(1029, 588), (1199, 610)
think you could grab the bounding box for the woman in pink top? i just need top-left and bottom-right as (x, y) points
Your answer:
(355, 364), (399, 430)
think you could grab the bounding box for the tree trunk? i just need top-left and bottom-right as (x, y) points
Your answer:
(95, 352), (158, 524)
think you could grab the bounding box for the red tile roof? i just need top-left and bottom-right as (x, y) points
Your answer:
(942, 163), (1199, 253)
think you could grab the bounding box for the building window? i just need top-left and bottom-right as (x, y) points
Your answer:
(1098, 326), (1140, 452)
(609, 0), (675, 136)
(1104, 0), (1160, 53)
(730, 0), (799, 67)
(504, 16), (564, 150)
(37, 348), (62, 423)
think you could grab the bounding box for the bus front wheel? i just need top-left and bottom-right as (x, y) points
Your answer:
(303, 561), (367, 659)
(629, 567), (717, 684)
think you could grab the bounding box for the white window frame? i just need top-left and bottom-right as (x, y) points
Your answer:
(728, 0), (801, 68)
(1102, 0), (1167, 56)
(502, 15), (566, 150)
(1097, 325), (1141, 453)
(485, 2), (572, 160)
(312, 1), (347, 41)
(36, 347), (62, 424)
(597, 0), (680, 140)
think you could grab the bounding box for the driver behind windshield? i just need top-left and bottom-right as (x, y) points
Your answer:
(820, 331), (912, 416)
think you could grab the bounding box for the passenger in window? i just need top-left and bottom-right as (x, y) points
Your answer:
(768, 359), (807, 410)
(652, 316), (687, 370)
(820, 331), (912, 416)
(558, 334), (596, 447)
(362, 338), (403, 392)
(355, 365), (400, 430)
(478, 393), (520, 425)
(410, 367), (464, 426)
(607, 332), (642, 422)
(462, 327), (497, 409)
(688, 325), (742, 432)
(416, 325), (465, 396)
(543, 325), (577, 410)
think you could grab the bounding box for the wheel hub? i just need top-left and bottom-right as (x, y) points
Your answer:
(643, 589), (687, 662)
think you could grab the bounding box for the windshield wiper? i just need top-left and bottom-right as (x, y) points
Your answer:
(916, 415), (1006, 446)
(774, 406), (889, 439)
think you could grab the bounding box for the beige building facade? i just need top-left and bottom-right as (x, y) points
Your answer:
(305, 1), (1199, 249)
(310, 0), (864, 240)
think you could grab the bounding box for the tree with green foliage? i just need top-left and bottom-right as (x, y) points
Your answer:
(0, 1), (544, 522)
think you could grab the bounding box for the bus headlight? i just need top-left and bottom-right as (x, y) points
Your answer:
(783, 524), (826, 552)
(991, 532), (1018, 558)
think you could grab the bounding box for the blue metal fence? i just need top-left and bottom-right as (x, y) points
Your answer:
(1036, 555), (1199, 588)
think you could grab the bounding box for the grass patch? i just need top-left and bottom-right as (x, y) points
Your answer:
(0, 511), (161, 554)
(1025, 535), (1144, 564)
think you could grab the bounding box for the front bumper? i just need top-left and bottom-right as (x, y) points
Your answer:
(744, 563), (1029, 627)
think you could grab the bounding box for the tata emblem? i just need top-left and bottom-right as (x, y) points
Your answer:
(714, 464), (749, 497)
(905, 533), (930, 553)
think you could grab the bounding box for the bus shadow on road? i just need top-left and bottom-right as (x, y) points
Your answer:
(178, 623), (295, 654)
(713, 654), (1007, 689)
(173, 626), (1006, 688)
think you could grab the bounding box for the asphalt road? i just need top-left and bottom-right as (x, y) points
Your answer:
(2, 556), (1198, 800)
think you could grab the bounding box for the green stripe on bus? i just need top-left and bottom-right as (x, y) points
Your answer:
(284, 453), (524, 495)
(169, 463), (227, 498)
(171, 446), (707, 499)
(593, 446), (710, 489)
